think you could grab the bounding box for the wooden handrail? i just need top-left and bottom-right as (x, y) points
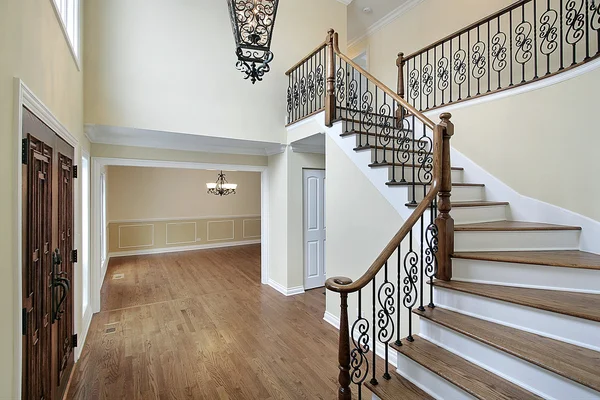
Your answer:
(325, 118), (446, 294)
(285, 41), (327, 76)
(402, 0), (528, 61)
(330, 32), (436, 130)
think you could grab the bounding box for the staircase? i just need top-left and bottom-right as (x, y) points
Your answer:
(285, 23), (600, 400)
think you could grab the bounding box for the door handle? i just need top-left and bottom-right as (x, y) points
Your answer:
(51, 249), (70, 321)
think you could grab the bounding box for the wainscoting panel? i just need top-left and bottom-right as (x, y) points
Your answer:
(108, 215), (260, 255)
(166, 222), (197, 245)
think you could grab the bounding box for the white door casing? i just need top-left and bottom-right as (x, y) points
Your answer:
(304, 169), (326, 290)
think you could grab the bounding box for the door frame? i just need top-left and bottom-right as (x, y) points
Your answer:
(90, 158), (270, 314)
(12, 78), (81, 400)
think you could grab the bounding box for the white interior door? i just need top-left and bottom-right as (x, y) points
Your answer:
(304, 169), (326, 290)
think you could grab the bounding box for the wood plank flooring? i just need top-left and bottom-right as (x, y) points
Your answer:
(66, 245), (364, 399)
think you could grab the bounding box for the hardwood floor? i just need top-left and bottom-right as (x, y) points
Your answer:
(67, 245), (365, 399)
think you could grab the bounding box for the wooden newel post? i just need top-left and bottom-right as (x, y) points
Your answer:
(435, 112), (455, 281)
(325, 29), (336, 127)
(337, 292), (352, 400)
(395, 52), (405, 121)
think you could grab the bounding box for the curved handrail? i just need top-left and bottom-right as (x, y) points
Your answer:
(330, 31), (436, 130)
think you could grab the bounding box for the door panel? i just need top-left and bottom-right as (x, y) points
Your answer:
(23, 135), (53, 400)
(22, 107), (75, 400)
(304, 169), (326, 290)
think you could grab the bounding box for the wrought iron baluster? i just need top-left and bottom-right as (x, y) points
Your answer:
(560, 0), (565, 69)
(378, 262), (394, 380)
(467, 30), (471, 98)
(487, 21), (491, 92)
(391, 99), (397, 183)
(404, 229), (418, 342)
(351, 289), (370, 400)
(586, 0), (591, 59)
(426, 197), (439, 308)
(534, 0), (540, 79)
(510, 9), (515, 84)
(540, 0), (559, 75)
(370, 277), (378, 386)
(395, 244), (402, 347)
(411, 115), (416, 203)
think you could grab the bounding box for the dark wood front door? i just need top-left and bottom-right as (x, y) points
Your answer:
(22, 107), (76, 400)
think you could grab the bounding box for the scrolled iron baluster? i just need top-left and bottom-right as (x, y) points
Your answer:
(286, 86), (293, 119)
(377, 264), (395, 380)
(403, 232), (419, 342)
(315, 63), (325, 98)
(425, 219), (439, 308)
(351, 290), (370, 399)
(436, 57), (450, 94)
(515, 20), (533, 82)
(335, 65), (346, 107)
(360, 90), (374, 134)
(408, 68), (420, 101)
(307, 71), (316, 103)
(300, 76), (307, 108)
(471, 40), (487, 94)
(395, 113), (412, 182)
(566, 0), (586, 64)
(416, 134), (434, 186)
(378, 101), (393, 158)
(592, 1), (600, 56)
(453, 49), (467, 99)
(421, 62), (434, 108)
(540, 9), (559, 55)
(491, 31), (508, 80)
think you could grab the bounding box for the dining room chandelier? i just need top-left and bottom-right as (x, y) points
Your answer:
(207, 171), (237, 196)
(227, 0), (280, 84)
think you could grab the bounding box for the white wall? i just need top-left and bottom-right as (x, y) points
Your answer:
(84, 0), (347, 144)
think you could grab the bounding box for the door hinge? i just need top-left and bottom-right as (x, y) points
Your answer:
(22, 308), (27, 335)
(71, 249), (78, 263)
(21, 138), (29, 165)
(72, 334), (78, 348)
(73, 165), (78, 178)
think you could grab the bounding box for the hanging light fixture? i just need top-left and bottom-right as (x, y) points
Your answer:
(227, 0), (279, 84)
(207, 171), (237, 196)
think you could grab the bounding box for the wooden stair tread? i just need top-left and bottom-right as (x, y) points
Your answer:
(390, 337), (542, 400)
(368, 162), (463, 171)
(414, 307), (600, 392)
(407, 201), (508, 208)
(455, 220), (581, 232)
(365, 369), (434, 400)
(453, 250), (600, 270)
(431, 280), (600, 322)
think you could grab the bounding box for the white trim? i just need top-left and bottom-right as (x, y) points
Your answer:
(117, 224), (155, 249)
(109, 239), (261, 258)
(206, 220), (235, 242)
(290, 143), (326, 154)
(261, 170), (270, 285)
(348, 0), (425, 48)
(165, 222), (198, 245)
(108, 214), (261, 224)
(424, 57), (600, 117)
(13, 78), (81, 400)
(49, 0), (81, 70)
(323, 311), (341, 329)
(337, 0), (353, 5)
(242, 218), (262, 239)
(93, 157), (267, 172)
(268, 279), (306, 296)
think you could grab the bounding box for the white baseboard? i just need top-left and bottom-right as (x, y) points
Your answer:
(323, 311), (341, 329)
(108, 239), (261, 258)
(268, 279), (305, 296)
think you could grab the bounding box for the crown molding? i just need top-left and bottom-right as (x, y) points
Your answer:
(290, 143), (325, 154)
(337, 0), (353, 5)
(348, 0), (425, 48)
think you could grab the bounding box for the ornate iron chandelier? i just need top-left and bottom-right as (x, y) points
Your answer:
(207, 171), (237, 196)
(227, 0), (279, 84)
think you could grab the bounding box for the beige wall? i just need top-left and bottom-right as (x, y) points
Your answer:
(348, 0), (600, 222)
(0, 1), (86, 396)
(84, 0), (347, 144)
(106, 167), (261, 253)
(268, 151), (289, 286)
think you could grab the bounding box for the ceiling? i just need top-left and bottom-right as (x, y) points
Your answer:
(347, 0), (414, 44)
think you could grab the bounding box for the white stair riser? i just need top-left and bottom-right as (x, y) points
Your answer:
(452, 205), (508, 225)
(433, 287), (600, 351)
(384, 165), (464, 184)
(455, 230), (580, 252)
(421, 319), (600, 400)
(394, 349), (476, 400)
(453, 259), (600, 294)
(412, 186), (484, 203)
